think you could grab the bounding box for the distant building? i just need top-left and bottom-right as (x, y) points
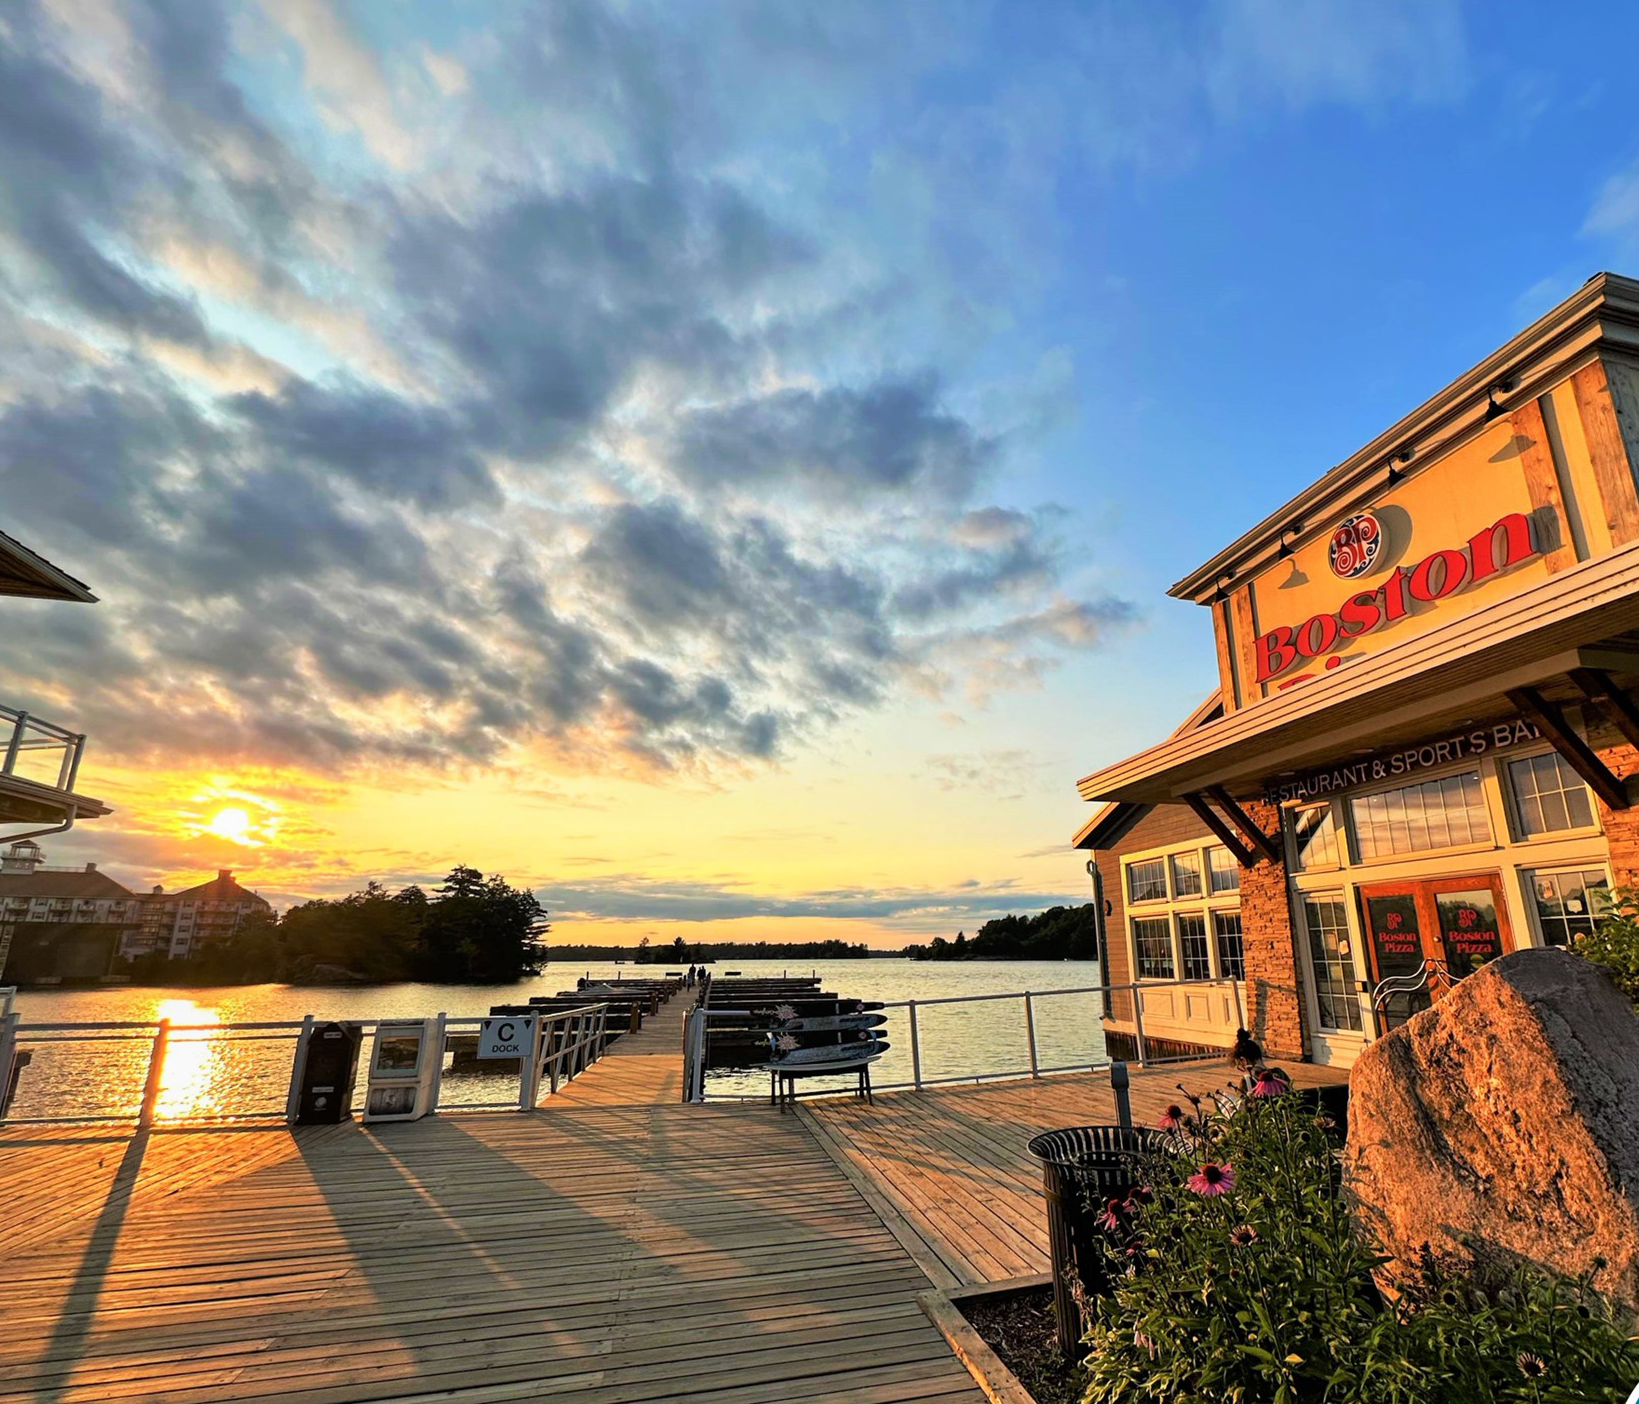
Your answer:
(141, 870), (274, 960)
(0, 840), (145, 983)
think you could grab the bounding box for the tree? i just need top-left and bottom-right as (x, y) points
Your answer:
(415, 866), (549, 982)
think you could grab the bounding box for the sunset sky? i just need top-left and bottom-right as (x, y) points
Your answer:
(7, 2), (1639, 947)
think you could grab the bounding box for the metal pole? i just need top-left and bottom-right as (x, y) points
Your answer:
(285, 1015), (314, 1124)
(907, 1000), (922, 1090)
(1023, 993), (1039, 1078)
(1229, 974), (1246, 1035)
(2, 712), (25, 776)
(427, 1013), (447, 1112)
(1110, 1060), (1132, 1128)
(1130, 986), (1150, 1067)
(138, 1018), (170, 1129)
(0, 1011), (18, 1121)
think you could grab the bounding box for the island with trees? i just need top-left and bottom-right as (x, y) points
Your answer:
(902, 903), (1097, 961)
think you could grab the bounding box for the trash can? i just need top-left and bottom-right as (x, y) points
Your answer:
(294, 1021), (362, 1125)
(1027, 1125), (1163, 1360)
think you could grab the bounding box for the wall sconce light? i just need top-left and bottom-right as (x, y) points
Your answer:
(1277, 522), (1303, 559)
(1386, 446), (1414, 485)
(1482, 378), (1517, 423)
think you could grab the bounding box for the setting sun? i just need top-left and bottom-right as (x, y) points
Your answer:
(205, 807), (254, 845)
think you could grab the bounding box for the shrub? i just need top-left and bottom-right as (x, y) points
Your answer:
(1079, 1087), (1639, 1404)
(1575, 885), (1639, 1008)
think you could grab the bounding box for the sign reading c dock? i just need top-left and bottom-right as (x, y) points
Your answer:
(476, 1016), (535, 1059)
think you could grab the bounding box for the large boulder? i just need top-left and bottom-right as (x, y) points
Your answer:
(1344, 947), (1639, 1313)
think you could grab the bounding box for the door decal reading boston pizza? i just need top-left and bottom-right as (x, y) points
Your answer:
(1254, 511), (1540, 685)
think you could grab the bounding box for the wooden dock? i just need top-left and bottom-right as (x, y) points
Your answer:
(0, 995), (1344, 1402)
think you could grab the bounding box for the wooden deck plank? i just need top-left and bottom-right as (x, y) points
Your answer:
(0, 991), (984, 1403)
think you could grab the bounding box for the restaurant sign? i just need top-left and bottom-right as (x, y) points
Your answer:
(1263, 718), (1542, 805)
(1254, 511), (1540, 685)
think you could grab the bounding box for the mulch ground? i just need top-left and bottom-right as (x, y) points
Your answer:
(960, 1285), (1088, 1404)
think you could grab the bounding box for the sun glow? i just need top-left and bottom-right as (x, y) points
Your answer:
(205, 806), (255, 845)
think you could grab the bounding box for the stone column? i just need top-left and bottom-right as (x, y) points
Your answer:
(1233, 798), (1309, 1060)
(1581, 709), (1639, 889)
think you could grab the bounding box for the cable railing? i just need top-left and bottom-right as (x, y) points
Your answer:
(0, 1003), (611, 1126)
(681, 976), (1246, 1103)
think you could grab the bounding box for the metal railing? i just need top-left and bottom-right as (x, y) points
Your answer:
(1, 705), (86, 794)
(681, 976), (1245, 1103)
(0, 1003), (612, 1126)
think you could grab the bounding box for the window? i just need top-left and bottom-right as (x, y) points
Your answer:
(1351, 771), (1489, 861)
(1303, 895), (1362, 1032)
(1207, 845), (1240, 893)
(1529, 868), (1609, 947)
(1170, 851), (1202, 897)
(1177, 913), (1211, 980)
(1508, 752), (1595, 838)
(1132, 916), (1175, 979)
(1127, 858), (1167, 903)
(1290, 802), (1341, 870)
(1214, 911), (1244, 980)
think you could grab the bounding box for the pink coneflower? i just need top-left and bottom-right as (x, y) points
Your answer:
(1187, 1162), (1235, 1196)
(1250, 1068), (1290, 1098)
(1228, 1223), (1257, 1248)
(1098, 1196), (1123, 1232)
(1157, 1103), (1186, 1131)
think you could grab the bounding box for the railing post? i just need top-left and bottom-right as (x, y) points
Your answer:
(138, 1018), (170, 1128)
(0, 1011), (18, 1121)
(2, 712), (25, 776)
(285, 1015), (314, 1124)
(1023, 993), (1039, 1078)
(427, 1013), (447, 1112)
(907, 1000), (922, 1090)
(1110, 1060), (1132, 1128)
(1130, 985), (1150, 1068)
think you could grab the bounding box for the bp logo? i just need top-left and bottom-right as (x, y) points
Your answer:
(1328, 511), (1383, 579)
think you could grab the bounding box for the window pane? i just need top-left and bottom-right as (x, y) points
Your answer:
(1351, 771), (1489, 860)
(1207, 846), (1240, 893)
(1290, 804), (1340, 871)
(1213, 911), (1244, 980)
(1304, 896), (1362, 1031)
(1170, 851), (1203, 898)
(1131, 917), (1175, 979)
(1530, 868), (1609, 947)
(1177, 913), (1211, 980)
(1127, 859), (1167, 903)
(1508, 752), (1596, 838)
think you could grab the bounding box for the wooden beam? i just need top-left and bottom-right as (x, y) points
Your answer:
(1204, 784), (1284, 865)
(1183, 792), (1259, 868)
(1506, 685), (1630, 811)
(1569, 666), (1639, 755)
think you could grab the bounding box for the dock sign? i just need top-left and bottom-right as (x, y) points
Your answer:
(476, 1016), (535, 1060)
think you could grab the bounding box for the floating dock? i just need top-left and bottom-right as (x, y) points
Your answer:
(0, 993), (1342, 1403)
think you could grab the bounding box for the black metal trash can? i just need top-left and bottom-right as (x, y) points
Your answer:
(1027, 1125), (1162, 1360)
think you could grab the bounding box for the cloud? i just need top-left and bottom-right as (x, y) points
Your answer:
(532, 873), (1087, 932)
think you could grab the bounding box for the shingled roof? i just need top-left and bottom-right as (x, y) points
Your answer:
(0, 866), (137, 901)
(0, 528), (95, 603)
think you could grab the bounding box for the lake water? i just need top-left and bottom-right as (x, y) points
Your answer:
(7, 958), (1109, 1119)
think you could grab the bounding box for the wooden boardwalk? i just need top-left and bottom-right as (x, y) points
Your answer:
(802, 1059), (1346, 1287)
(0, 995), (985, 1404)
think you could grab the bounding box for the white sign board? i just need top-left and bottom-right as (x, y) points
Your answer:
(476, 1015), (536, 1060)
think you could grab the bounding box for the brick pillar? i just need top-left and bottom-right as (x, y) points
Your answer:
(1590, 727), (1639, 889)
(1233, 798), (1309, 1061)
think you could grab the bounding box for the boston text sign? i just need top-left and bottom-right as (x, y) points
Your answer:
(1263, 719), (1542, 805)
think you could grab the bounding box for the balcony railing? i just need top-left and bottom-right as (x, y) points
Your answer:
(1, 706), (86, 794)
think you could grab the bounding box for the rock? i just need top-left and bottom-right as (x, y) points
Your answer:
(1343, 947), (1639, 1314)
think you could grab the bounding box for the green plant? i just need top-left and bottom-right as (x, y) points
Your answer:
(1575, 885), (1639, 1007)
(1079, 1086), (1639, 1404)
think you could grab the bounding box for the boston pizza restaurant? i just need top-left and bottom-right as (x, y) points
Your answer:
(1074, 272), (1639, 1068)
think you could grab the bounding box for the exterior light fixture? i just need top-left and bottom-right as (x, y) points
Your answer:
(1482, 378), (1516, 423)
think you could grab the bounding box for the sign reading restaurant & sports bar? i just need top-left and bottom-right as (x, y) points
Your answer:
(1263, 718), (1542, 805)
(1253, 511), (1541, 685)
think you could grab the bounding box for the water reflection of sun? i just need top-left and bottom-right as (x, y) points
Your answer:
(154, 998), (221, 1120)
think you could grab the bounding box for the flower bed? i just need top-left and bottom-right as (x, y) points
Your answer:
(1076, 1081), (1639, 1403)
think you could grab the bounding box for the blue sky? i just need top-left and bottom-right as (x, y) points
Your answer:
(5, 1), (1639, 942)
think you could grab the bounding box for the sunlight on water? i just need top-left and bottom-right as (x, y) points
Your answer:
(154, 997), (222, 1120)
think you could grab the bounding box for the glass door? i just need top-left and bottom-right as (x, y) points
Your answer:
(1357, 873), (1514, 1031)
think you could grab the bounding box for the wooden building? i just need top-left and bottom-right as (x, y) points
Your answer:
(1075, 271), (1639, 1067)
